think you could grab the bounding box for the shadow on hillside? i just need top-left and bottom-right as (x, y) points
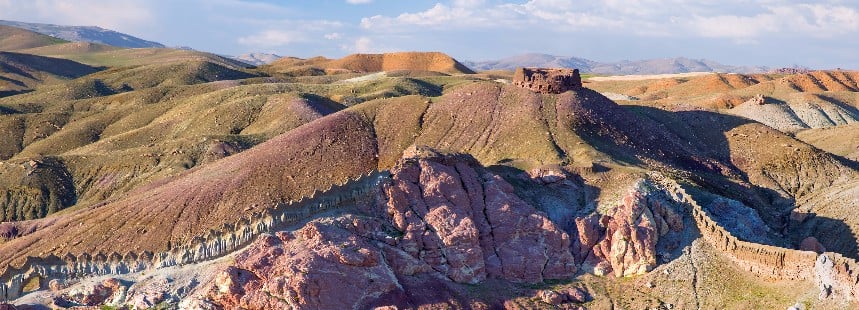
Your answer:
(816, 94), (859, 117)
(0, 90), (31, 98)
(298, 93), (348, 113)
(568, 98), (859, 257)
(795, 215), (859, 259)
(576, 100), (796, 217)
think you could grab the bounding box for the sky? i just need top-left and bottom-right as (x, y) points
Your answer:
(0, 0), (857, 68)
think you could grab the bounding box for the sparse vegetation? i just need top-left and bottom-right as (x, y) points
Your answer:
(0, 27), (857, 308)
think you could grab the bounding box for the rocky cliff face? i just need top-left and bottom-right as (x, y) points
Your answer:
(380, 147), (577, 284)
(184, 148), (686, 309)
(579, 180), (684, 277)
(9, 147), (854, 308)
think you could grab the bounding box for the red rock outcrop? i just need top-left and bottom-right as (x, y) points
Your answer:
(581, 181), (683, 277)
(380, 147), (577, 283)
(200, 220), (405, 309)
(194, 148), (582, 309)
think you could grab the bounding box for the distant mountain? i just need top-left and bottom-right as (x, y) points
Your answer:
(234, 53), (282, 66)
(0, 20), (164, 48)
(462, 53), (597, 71)
(463, 53), (769, 74)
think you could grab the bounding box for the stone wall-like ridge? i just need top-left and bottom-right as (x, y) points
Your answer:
(656, 175), (859, 303)
(0, 170), (390, 301)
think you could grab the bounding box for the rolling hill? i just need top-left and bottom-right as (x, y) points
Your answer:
(266, 52), (475, 75)
(0, 25), (66, 51)
(0, 45), (857, 309)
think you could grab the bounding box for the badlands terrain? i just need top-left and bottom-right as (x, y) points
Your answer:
(0, 24), (858, 310)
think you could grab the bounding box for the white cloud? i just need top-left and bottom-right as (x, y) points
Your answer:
(238, 30), (305, 47)
(361, 3), (495, 29)
(355, 37), (374, 52)
(359, 0), (859, 39)
(341, 36), (399, 53)
(689, 4), (859, 39)
(453, 0), (485, 8)
(346, 0), (372, 4)
(324, 32), (342, 40)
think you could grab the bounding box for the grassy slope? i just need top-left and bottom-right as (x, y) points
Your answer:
(0, 25), (66, 51)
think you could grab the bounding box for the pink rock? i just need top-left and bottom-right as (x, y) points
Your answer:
(574, 214), (604, 263)
(381, 151), (576, 284)
(538, 290), (564, 305)
(800, 236), (826, 253)
(203, 221), (405, 309)
(528, 166), (567, 184)
(562, 286), (590, 303)
(580, 181), (679, 277)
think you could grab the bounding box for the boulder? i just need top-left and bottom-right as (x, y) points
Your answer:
(800, 237), (826, 253)
(538, 290), (564, 305)
(562, 286), (591, 303)
(750, 94), (766, 105)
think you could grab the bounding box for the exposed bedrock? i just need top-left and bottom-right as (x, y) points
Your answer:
(380, 147), (577, 284)
(190, 148), (692, 309)
(579, 180), (684, 277)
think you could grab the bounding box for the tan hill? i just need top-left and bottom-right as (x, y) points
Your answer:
(0, 25), (66, 51)
(0, 61), (469, 222)
(727, 93), (859, 133)
(324, 52), (475, 74)
(265, 52), (475, 76)
(13, 41), (122, 57)
(586, 70), (859, 116)
(795, 123), (859, 161)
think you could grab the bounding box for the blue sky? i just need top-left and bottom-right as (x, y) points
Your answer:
(1, 0), (857, 68)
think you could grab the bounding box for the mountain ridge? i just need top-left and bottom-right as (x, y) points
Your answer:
(463, 53), (772, 74)
(0, 20), (164, 48)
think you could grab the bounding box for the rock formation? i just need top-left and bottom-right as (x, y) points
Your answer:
(513, 67), (582, 94)
(579, 180), (684, 277)
(380, 147), (577, 283)
(190, 148), (584, 308)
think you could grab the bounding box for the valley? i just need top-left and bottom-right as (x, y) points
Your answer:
(0, 22), (858, 310)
